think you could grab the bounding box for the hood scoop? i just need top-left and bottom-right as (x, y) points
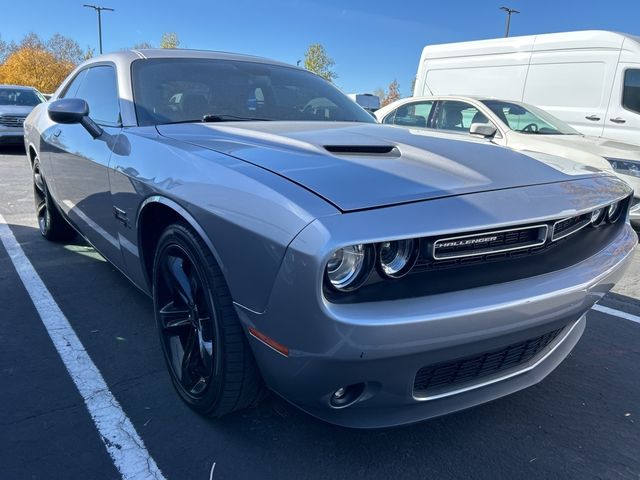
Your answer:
(324, 145), (400, 156)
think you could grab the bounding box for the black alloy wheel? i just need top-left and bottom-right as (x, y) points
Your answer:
(32, 155), (76, 242)
(153, 223), (262, 416)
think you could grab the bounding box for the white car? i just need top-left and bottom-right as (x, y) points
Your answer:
(0, 84), (46, 145)
(376, 95), (640, 225)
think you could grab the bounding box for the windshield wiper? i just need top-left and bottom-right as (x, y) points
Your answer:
(202, 114), (271, 122)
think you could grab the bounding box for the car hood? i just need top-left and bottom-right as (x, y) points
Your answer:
(0, 105), (36, 116)
(158, 122), (604, 212)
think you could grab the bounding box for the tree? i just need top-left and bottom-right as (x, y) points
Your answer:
(0, 34), (9, 63)
(303, 43), (337, 82)
(0, 48), (74, 93)
(132, 41), (153, 50)
(47, 33), (84, 64)
(374, 80), (402, 107)
(383, 80), (401, 106)
(160, 33), (180, 49)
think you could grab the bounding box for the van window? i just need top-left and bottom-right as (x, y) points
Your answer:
(623, 69), (640, 114)
(383, 101), (433, 128)
(524, 62), (606, 108)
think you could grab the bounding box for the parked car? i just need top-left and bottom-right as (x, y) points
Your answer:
(415, 30), (640, 145)
(0, 85), (46, 144)
(376, 95), (640, 225)
(24, 49), (635, 428)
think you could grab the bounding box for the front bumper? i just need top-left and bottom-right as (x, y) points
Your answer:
(236, 179), (636, 428)
(0, 127), (25, 145)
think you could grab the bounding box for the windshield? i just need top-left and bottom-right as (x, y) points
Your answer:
(0, 88), (44, 107)
(131, 58), (374, 126)
(481, 99), (579, 135)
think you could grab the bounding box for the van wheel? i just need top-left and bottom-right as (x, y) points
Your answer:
(32, 156), (76, 242)
(152, 222), (263, 417)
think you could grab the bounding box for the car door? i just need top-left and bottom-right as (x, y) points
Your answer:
(47, 64), (125, 269)
(603, 66), (640, 145)
(381, 100), (435, 129)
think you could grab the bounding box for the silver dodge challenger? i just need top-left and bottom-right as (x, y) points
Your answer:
(24, 49), (636, 428)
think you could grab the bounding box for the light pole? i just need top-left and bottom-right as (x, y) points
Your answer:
(83, 4), (114, 54)
(500, 6), (520, 38)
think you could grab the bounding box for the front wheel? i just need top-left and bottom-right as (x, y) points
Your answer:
(32, 156), (76, 242)
(152, 223), (263, 417)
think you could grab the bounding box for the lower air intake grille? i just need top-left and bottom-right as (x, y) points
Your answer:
(413, 327), (564, 398)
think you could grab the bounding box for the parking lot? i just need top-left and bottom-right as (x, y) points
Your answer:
(1, 145), (639, 480)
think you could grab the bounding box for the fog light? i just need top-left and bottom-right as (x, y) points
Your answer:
(330, 383), (365, 408)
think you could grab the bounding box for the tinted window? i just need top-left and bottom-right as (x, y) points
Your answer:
(0, 88), (44, 106)
(434, 101), (483, 133)
(131, 58), (374, 126)
(61, 69), (87, 99)
(73, 66), (120, 125)
(383, 101), (433, 128)
(623, 69), (640, 114)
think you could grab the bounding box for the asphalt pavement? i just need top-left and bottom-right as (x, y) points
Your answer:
(1, 146), (639, 480)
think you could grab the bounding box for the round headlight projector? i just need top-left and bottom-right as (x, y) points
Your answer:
(591, 207), (606, 227)
(326, 244), (371, 291)
(378, 239), (419, 279)
(607, 201), (623, 223)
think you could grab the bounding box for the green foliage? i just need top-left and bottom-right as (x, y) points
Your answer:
(160, 33), (180, 49)
(303, 43), (337, 82)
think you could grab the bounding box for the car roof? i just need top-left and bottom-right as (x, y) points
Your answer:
(82, 48), (295, 69)
(0, 84), (38, 91)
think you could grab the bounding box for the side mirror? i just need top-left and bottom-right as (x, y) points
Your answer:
(48, 98), (103, 138)
(470, 122), (497, 138)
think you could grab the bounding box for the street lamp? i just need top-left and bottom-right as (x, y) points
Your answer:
(500, 6), (520, 38)
(83, 4), (114, 54)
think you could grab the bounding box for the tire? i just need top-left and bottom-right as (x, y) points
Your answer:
(32, 155), (77, 242)
(152, 222), (263, 417)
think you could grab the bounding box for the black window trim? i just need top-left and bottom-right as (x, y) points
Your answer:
(621, 67), (640, 116)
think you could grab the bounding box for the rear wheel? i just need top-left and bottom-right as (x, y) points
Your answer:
(32, 156), (76, 242)
(152, 223), (262, 417)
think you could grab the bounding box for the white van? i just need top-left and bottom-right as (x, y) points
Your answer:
(415, 31), (640, 145)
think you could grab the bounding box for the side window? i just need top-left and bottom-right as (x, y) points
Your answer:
(74, 66), (121, 126)
(435, 101), (486, 133)
(384, 101), (433, 128)
(623, 69), (640, 114)
(61, 70), (88, 99)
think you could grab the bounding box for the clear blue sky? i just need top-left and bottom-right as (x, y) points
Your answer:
(2, 0), (639, 96)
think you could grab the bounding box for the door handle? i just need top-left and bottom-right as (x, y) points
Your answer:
(585, 115), (601, 121)
(610, 117), (626, 124)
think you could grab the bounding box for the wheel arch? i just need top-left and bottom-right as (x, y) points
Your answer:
(137, 195), (225, 291)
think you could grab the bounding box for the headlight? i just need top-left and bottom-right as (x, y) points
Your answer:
(606, 200), (624, 223)
(325, 244), (373, 291)
(605, 158), (640, 178)
(591, 207), (606, 226)
(377, 239), (419, 279)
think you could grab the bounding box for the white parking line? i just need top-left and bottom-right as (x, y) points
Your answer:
(0, 215), (166, 480)
(592, 304), (640, 325)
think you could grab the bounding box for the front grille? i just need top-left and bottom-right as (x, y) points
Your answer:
(433, 225), (547, 260)
(413, 327), (564, 397)
(0, 115), (26, 127)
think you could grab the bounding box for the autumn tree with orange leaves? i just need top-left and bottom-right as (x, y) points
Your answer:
(0, 33), (89, 93)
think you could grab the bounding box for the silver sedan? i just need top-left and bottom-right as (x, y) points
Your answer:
(23, 49), (636, 428)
